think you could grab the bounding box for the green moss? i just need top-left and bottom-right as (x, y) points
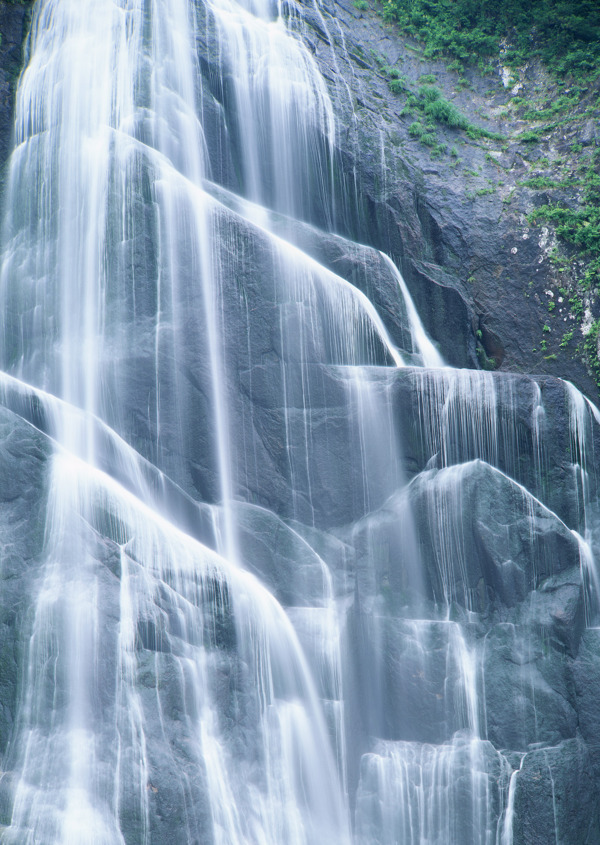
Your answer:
(477, 346), (497, 370)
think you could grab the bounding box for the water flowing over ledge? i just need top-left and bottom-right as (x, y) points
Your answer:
(0, 0), (599, 843)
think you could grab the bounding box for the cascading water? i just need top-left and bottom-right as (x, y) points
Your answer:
(0, 0), (599, 844)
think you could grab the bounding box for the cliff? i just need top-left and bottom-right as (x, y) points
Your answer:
(0, 1), (599, 843)
(295, 0), (600, 401)
(1, 0), (599, 398)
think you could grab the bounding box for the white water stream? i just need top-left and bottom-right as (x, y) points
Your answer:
(0, 0), (598, 843)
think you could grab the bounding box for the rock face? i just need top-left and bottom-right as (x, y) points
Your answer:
(0, 1), (598, 396)
(0, 1), (32, 177)
(0, 1), (599, 844)
(291, 0), (600, 401)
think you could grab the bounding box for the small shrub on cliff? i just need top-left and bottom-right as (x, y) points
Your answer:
(518, 130), (541, 143)
(424, 97), (470, 129)
(389, 78), (407, 94)
(419, 132), (437, 147)
(419, 85), (441, 103)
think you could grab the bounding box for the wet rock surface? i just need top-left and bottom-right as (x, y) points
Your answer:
(0, 1), (32, 180)
(295, 0), (600, 402)
(0, 406), (50, 760)
(0, 1), (599, 843)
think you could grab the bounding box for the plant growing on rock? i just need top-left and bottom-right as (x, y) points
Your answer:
(380, 0), (600, 83)
(415, 85), (502, 139)
(424, 96), (471, 130)
(529, 150), (600, 290)
(389, 77), (407, 94)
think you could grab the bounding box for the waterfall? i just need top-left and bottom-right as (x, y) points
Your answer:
(0, 0), (599, 843)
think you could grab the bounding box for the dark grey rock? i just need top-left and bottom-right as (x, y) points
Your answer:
(482, 621), (578, 750)
(0, 1), (33, 178)
(0, 405), (51, 760)
(0, 1), (598, 842)
(350, 459), (581, 611)
(581, 119), (600, 147)
(293, 0), (600, 401)
(573, 628), (600, 766)
(512, 738), (600, 845)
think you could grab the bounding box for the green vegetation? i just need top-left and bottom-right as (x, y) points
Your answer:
(402, 85), (502, 145)
(420, 132), (437, 147)
(560, 329), (574, 348)
(388, 78), (407, 94)
(584, 320), (600, 385)
(381, 0), (600, 82)
(529, 150), (600, 290)
(477, 346), (497, 370)
(374, 0), (600, 384)
(569, 293), (585, 319)
(518, 130), (541, 143)
(522, 145), (600, 384)
(423, 90), (470, 128)
(521, 176), (564, 190)
(520, 94), (579, 122)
